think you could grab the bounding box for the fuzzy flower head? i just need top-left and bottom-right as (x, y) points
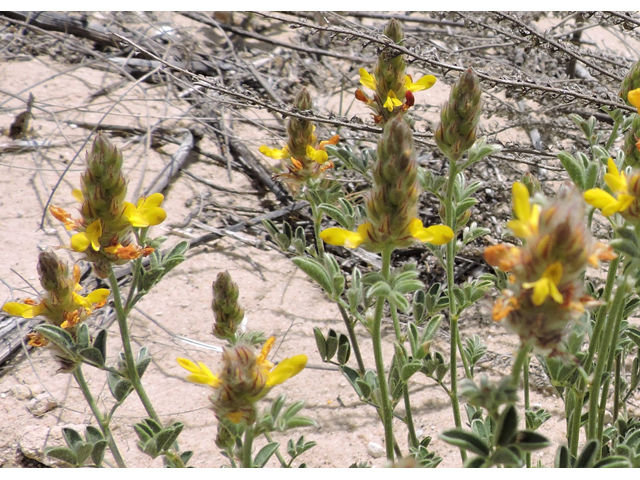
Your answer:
(177, 337), (307, 424)
(2, 251), (109, 369)
(321, 116), (453, 252)
(485, 183), (615, 354)
(258, 88), (338, 186)
(49, 135), (164, 277)
(354, 20), (436, 124)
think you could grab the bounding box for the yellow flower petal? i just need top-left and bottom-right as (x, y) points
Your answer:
(2, 301), (46, 318)
(85, 288), (110, 304)
(266, 355), (307, 388)
(604, 158), (627, 193)
(512, 182), (531, 222)
(383, 90), (402, 112)
(359, 68), (377, 91)
(408, 218), (454, 245)
(259, 145), (289, 160)
(629, 88), (640, 111)
(320, 223), (371, 249)
(76, 219), (103, 251)
(124, 193), (166, 228)
(72, 189), (84, 203)
(306, 145), (328, 165)
(405, 74), (436, 92)
(523, 262), (564, 306)
(176, 358), (220, 387)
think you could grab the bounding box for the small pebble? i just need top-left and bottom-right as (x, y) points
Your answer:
(11, 385), (33, 401)
(26, 394), (58, 417)
(367, 442), (385, 459)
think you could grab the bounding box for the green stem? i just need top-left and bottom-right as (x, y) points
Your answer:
(73, 366), (127, 468)
(444, 165), (466, 463)
(457, 333), (472, 379)
(390, 304), (418, 450)
(585, 256), (620, 373)
(604, 119), (621, 151)
(264, 432), (287, 467)
(242, 426), (254, 468)
(372, 246), (395, 461)
(511, 342), (531, 388)
(587, 275), (627, 440)
(309, 200), (325, 258)
(568, 388), (583, 461)
(403, 385), (419, 449)
(524, 354), (531, 468)
(107, 267), (160, 423)
(613, 354), (622, 425)
(337, 302), (366, 375)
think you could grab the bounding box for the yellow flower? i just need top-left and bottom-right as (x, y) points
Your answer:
(507, 182), (540, 238)
(629, 88), (640, 112)
(71, 219), (103, 252)
(306, 145), (328, 165)
(71, 289), (110, 310)
(2, 300), (46, 319)
(320, 218), (454, 249)
(383, 90), (403, 112)
(123, 193), (167, 228)
(259, 145), (290, 160)
(2, 266), (110, 320)
(584, 158), (635, 216)
(404, 74), (436, 92)
(523, 262), (564, 306)
(176, 358), (220, 387)
(177, 337), (307, 400)
(359, 68), (377, 91)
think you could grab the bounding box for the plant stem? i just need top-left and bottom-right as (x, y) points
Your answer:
(587, 275), (627, 440)
(371, 246), (395, 461)
(613, 354), (622, 425)
(568, 387), (583, 461)
(403, 385), (419, 449)
(511, 342), (531, 388)
(73, 366), (127, 468)
(242, 426), (254, 468)
(107, 267), (160, 423)
(337, 302), (366, 375)
(264, 432), (287, 467)
(524, 354), (531, 468)
(444, 164), (466, 463)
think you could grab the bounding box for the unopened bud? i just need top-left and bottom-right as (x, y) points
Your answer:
(383, 19), (404, 44)
(366, 116), (419, 248)
(521, 172), (542, 196)
(435, 68), (482, 162)
(37, 250), (69, 294)
(620, 58), (640, 105)
(212, 271), (244, 341)
(295, 88), (312, 111)
(624, 114), (640, 167)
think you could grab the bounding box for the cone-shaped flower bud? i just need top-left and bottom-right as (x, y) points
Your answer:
(177, 337), (307, 424)
(435, 68), (482, 162)
(620, 59), (640, 106)
(485, 183), (615, 354)
(259, 87), (339, 186)
(321, 116), (453, 252)
(624, 114), (640, 167)
(212, 271), (244, 341)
